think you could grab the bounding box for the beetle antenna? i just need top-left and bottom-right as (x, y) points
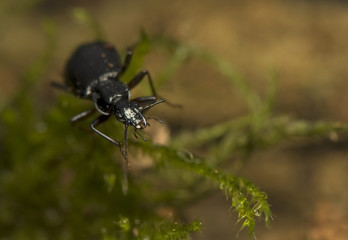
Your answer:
(145, 116), (165, 125)
(140, 99), (165, 112)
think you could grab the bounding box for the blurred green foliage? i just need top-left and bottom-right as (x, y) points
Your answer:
(1, 10), (348, 240)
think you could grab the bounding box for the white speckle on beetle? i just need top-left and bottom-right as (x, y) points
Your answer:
(85, 86), (91, 95)
(85, 79), (99, 96)
(124, 108), (136, 120)
(124, 108), (143, 127)
(99, 71), (118, 82)
(109, 94), (122, 103)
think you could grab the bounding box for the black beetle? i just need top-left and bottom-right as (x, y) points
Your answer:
(53, 41), (164, 192)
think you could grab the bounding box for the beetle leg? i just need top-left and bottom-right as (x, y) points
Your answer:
(51, 81), (72, 93)
(90, 114), (122, 147)
(70, 109), (96, 124)
(121, 124), (129, 195)
(140, 99), (165, 113)
(120, 48), (133, 75)
(127, 70), (158, 97)
(91, 116), (129, 194)
(131, 96), (157, 106)
(128, 72), (182, 108)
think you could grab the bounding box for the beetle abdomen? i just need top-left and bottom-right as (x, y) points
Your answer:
(65, 42), (123, 97)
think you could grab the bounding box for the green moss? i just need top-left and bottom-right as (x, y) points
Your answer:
(2, 13), (348, 239)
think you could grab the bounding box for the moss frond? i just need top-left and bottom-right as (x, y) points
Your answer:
(3, 12), (348, 239)
(134, 142), (272, 235)
(103, 217), (201, 240)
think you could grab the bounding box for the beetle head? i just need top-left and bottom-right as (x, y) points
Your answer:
(113, 99), (165, 130)
(114, 100), (146, 129)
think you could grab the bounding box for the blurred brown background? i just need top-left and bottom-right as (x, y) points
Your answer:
(1, 0), (348, 239)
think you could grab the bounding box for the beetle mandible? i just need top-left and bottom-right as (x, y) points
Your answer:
(53, 41), (164, 186)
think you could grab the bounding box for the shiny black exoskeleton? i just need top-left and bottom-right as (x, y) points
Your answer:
(54, 42), (164, 179)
